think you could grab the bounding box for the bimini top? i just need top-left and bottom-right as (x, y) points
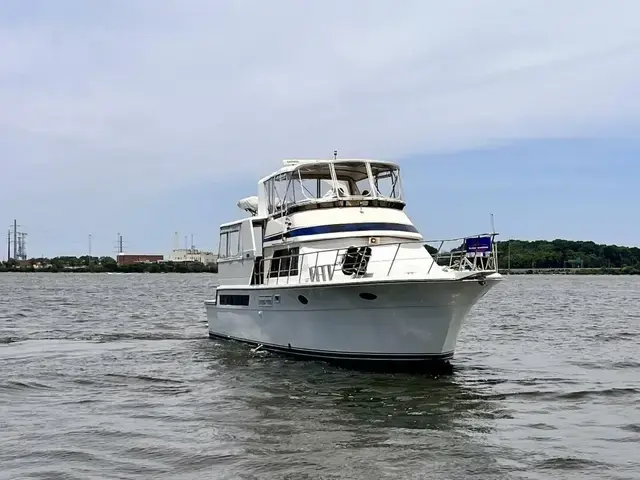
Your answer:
(247, 158), (405, 218)
(258, 158), (400, 184)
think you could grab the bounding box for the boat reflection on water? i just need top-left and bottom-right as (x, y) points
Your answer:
(194, 340), (513, 479)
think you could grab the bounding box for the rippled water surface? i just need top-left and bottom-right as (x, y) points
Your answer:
(1, 273), (639, 479)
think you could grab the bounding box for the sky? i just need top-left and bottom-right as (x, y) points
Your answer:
(1, 0), (640, 258)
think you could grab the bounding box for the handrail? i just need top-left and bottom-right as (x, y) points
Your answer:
(250, 232), (499, 286)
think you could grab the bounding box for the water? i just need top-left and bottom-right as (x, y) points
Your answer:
(1, 273), (639, 480)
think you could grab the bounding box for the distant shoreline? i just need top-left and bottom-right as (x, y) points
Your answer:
(2, 237), (640, 275)
(493, 239), (640, 274)
(0, 271), (216, 274)
(1, 268), (637, 275)
(505, 268), (638, 275)
(0, 262), (217, 274)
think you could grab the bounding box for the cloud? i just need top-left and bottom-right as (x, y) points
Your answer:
(1, 0), (640, 202)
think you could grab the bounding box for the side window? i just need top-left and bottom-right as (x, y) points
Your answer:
(269, 247), (299, 277)
(219, 226), (241, 258)
(228, 229), (240, 257)
(219, 294), (250, 306)
(218, 232), (228, 258)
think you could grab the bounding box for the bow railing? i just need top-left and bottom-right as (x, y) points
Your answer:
(251, 232), (499, 285)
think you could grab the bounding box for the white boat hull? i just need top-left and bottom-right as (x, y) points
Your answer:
(206, 276), (500, 370)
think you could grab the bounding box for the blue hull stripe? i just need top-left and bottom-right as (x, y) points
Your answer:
(263, 222), (419, 243)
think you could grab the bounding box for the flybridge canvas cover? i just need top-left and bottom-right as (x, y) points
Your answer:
(465, 236), (492, 257)
(237, 196), (259, 215)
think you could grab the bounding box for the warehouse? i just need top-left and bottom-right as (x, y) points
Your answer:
(116, 253), (164, 266)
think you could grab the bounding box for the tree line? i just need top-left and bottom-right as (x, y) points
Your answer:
(2, 239), (640, 274)
(0, 256), (218, 273)
(494, 239), (640, 272)
(426, 238), (640, 274)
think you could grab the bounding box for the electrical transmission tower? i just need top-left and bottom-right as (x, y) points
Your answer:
(7, 219), (27, 260)
(113, 232), (127, 255)
(17, 232), (27, 260)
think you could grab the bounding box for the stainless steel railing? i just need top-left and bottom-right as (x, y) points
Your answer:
(251, 232), (499, 285)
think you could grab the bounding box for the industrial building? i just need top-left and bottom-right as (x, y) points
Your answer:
(168, 248), (217, 265)
(116, 253), (164, 266)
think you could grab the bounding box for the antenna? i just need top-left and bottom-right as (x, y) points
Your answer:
(490, 213), (496, 234)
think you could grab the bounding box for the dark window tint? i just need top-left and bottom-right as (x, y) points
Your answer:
(269, 247), (299, 278)
(219, 294), (250, 306)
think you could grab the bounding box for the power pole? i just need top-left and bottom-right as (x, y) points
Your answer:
(89, 234), (92, 258)
(13, 219), (17, 261)
(6, 229), (10, 261)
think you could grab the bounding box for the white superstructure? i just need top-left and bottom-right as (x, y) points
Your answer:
(205, 157), (503, 370)
(169, 248), (217, 265)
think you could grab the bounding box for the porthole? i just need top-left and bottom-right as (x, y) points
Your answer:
(359, 292), (377, 301)
(298, 295), (309, 305)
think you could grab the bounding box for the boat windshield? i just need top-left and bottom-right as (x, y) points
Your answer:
(293, 163), (342, 200)
(333, 162), (372, 197)
(370, 163), (403, 200)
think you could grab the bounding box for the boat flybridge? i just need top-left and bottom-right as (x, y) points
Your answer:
(206, 157), (503, 371)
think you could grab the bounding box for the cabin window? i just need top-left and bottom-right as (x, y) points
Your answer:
(219, 227), (241, 258)
(371, 164), (403, 200)
(228, 229), (240, 257)
(269, 247), (299, 277)
(218, 232), (229, 258)
(219, 294), (250, 306)
(218, 228), (240, 258)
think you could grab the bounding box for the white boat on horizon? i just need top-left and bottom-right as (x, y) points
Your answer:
(205, 157), (503, 371)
